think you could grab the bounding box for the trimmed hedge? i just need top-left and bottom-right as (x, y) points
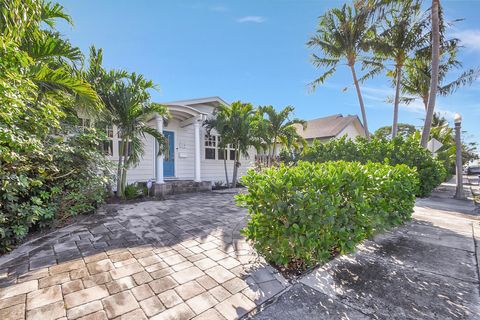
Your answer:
(237, 161), (418, 269)
(286, 134), (446, 197)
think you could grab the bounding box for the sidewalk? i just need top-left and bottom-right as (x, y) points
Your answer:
(251, 182), (480, 319)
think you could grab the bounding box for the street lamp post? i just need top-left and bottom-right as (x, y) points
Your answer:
(454, 113), (465, 200)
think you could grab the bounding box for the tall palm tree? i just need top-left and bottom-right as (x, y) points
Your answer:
(205, 102), (255, 188)
(257, 105), (306, 158)
(373, 0), (426, 138)
(401, 48), (479, 111)
(421, 0), (441, 147)
(307, 2), (377, 139)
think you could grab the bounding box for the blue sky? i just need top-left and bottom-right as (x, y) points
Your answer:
(57, 0), (480, 144)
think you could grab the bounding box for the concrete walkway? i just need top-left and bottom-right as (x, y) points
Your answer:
(253, 183), (480, 319)
(0, 192), (287, 320)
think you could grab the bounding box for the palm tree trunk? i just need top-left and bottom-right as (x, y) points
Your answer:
(421, 0), (440, 147)
(349, 64), (370, 140)
(232, 147), (239, 188)
(272, 137), (277, 164)
(223, 150), (230, 188)
(392, 65), (402, 138)
(116, 140), (124, 197)
(120, 140), (129, 197)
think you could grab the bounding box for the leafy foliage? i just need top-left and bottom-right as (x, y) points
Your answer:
(0, 0), (110, 253)
(289, 134), (446, 197)
(237, 161), (418, 269)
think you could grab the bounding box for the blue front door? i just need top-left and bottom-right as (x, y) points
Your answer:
(163, 131), (174, 177)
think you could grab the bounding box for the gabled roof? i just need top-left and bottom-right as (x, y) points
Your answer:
(295, 114), (364, 139)
(160, 96), (229, 107)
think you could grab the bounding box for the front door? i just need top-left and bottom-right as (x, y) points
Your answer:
(163, 131), (175, 177)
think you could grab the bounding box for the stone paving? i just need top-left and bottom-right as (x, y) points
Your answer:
(0, 191), (287, 320)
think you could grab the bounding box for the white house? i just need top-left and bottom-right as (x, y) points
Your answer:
(295, 114), (366, 143)
(78, 99), (366, 196)
(89, 97), (255, 195)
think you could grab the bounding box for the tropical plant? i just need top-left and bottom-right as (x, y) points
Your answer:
(103, 74), (168, 197)
(373, 0), (427, 138)
(307, 2), (377, 139)
(373, 123), (417, 139)
(255, 105), (307, 159)
(238, 160), (418, 269)
(421, 0), (441, 147)
(205, 102), (256, 188)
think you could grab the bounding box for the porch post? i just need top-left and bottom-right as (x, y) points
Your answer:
(194, 121), (201, 182)
(155, 115), (164, 184)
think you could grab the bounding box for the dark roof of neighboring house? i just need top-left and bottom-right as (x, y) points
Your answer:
(295, 114), (364, 139)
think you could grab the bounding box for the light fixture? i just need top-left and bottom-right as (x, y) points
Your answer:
(454, 113), (462, 124)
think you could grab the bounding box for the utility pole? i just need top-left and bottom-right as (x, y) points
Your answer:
(454, 113), (465, 200)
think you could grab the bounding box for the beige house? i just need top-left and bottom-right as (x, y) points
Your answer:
(295, 114), (366, 143)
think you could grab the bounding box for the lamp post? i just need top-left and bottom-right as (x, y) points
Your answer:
(454, 113), (465, 200)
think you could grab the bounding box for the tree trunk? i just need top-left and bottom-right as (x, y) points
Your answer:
(272, 137), (277, 164)
(232, 148), (239, 188)
(120, 139), (129, 197)
(392, 65), (402, 138)
(223, 150), (230, 188)
(350, 64), (370, 140)
(421, 0), (440, 147)
(116, 140), (124, 197)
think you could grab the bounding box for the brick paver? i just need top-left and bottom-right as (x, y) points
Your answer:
(0, 192), (287, 319)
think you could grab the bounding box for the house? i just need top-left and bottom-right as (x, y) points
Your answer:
(295, 114), (366, 143)
(87, 96), (256, 195)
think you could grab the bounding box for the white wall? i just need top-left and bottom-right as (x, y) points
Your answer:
(336, 122), (363, 140)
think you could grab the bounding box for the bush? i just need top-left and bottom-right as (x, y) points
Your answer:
(0, 127), (113, 252)
(124, 183), (147, 200)
(297, 134), (446, 197)
(237, 161), (418, 269)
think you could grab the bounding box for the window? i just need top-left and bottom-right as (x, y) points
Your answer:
(78, 117), (91, 131)
(105, 125), (114, 138)
(229, 149), (236, 160)
(205, 134), (216, 160)
(102, 140), (113, 156)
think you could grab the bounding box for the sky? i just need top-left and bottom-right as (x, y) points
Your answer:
(56, 0), (480, 145)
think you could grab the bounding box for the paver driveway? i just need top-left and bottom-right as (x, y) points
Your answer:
(0, 191), (287, 320)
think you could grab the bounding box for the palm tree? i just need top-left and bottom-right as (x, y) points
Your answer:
(401, 49), (479, 111)
(307, 2), (377, 139)
(373, 0), (426, 138)
(97, 71), (168, 197)
(0, 0), (101, 110)
(257, 105), (306, 159)
(421, 0), (441, 147)
(205, 102), (255, 188)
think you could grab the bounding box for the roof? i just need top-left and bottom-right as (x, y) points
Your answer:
(160, 96), (229, 107)
(295, 114), (364, 139)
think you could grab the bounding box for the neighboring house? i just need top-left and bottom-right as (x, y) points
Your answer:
(295, 114), (366, 143)
(78, 97), (255, 192)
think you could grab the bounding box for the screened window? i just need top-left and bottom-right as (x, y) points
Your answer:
(205, 134), (216, 160)
(118, 141), (132, 157)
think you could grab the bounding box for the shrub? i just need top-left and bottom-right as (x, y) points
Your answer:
(124, 183), (147, 200)
(237, 161), (418, 269)
(0, 128), (112, 252)
(298, 134), (446, 197)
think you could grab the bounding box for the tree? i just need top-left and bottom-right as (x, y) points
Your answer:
(205, 102), (255, 188)
(89, 64), (168, 197)
(307, 2), (377, 139)
(421, 0), (440, 147)
(373, 123), (417, 139)
(256, 106), (306, 159)
(373, 0), (426, 138)
(401, 48), (479, 111)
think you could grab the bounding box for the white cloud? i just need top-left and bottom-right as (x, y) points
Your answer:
(236, 16), (266, 23)
(210, 5), (228, 12)
(452, 29), (480, 51)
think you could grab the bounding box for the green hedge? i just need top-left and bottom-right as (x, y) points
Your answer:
(237, 161), (418, 269)
(286, 134), (446, 197)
